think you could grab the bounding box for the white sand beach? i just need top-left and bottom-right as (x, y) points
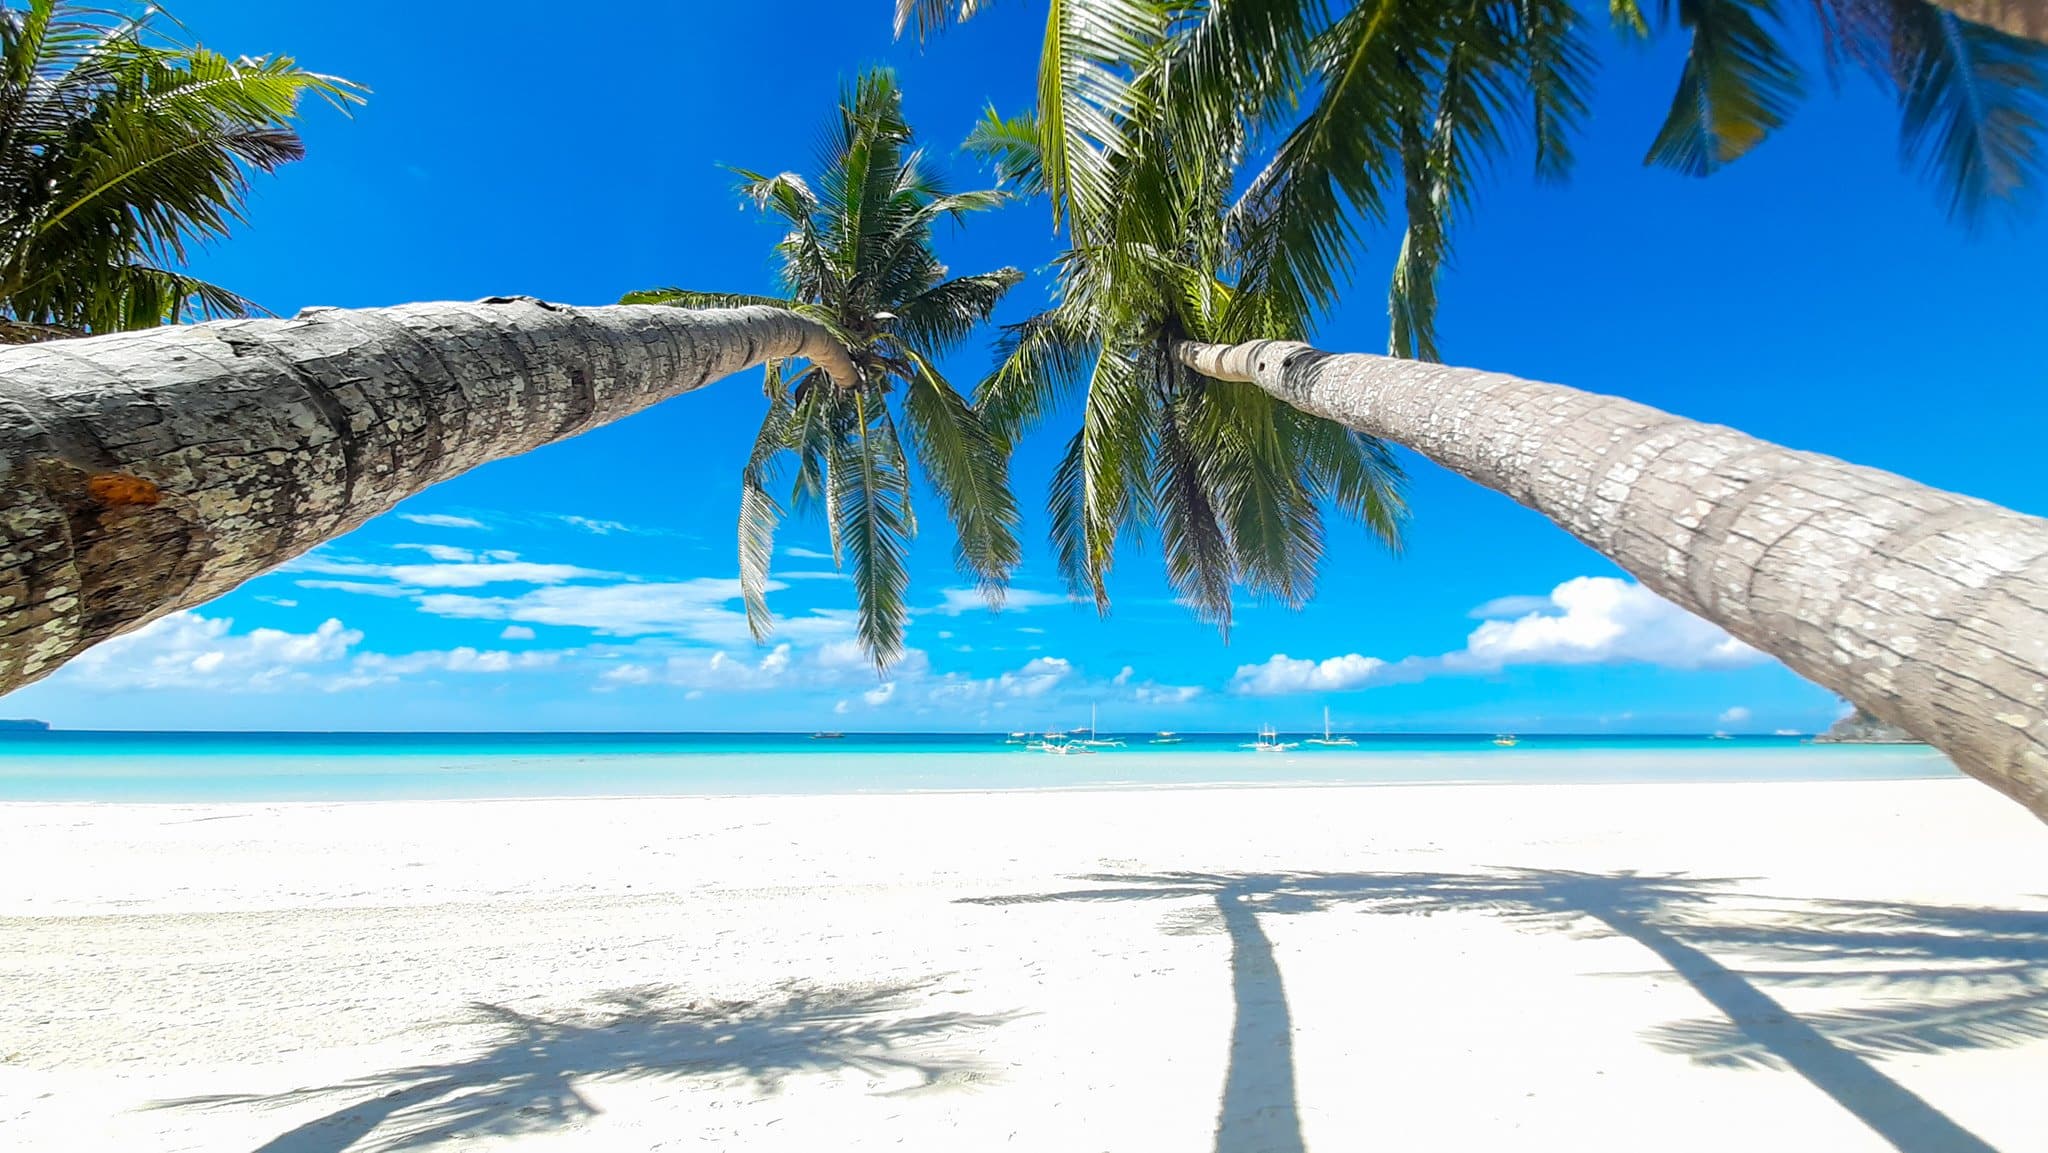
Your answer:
(4, 778), (2047, 1152)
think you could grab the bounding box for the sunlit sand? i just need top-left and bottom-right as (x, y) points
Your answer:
(3, 778), (2045, 1151)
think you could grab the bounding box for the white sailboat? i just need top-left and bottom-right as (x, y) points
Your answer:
(1243, 725), (1297, 753)
(1303, 707), (1357, 747)
(1080, 704), (1125, 748)
(1150, 731), (1185, 745)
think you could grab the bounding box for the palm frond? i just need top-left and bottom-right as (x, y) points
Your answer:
(891, 268), (1022, 356)
(620, 288), (794, 308)
(899, 346), (1022, 599)
(740, 368), (797, 642)
(1645, 0), (1803, 175)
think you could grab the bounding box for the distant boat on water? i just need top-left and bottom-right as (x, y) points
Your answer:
(811, 732), (845, 740)
(1493, 734), (1519, 747)
(1303, 707), (1357, 748)
(1150, 731), (1184, 745)
(1079, 705), (1125, 748)
(1244, 725), (1297, 753)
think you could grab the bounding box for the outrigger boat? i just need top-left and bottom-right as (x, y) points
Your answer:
(1244, 725), (1297, 753)
(1149, 731), (1184, 745)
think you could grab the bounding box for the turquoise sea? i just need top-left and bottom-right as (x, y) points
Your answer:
(0, 731), (1956, 802)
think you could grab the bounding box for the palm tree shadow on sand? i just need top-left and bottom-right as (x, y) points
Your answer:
(154, 979), (1017, 1153)
(963, 870), (2048, 1153)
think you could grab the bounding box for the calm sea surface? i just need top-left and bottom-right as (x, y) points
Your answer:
(0, 731), (1955, 802)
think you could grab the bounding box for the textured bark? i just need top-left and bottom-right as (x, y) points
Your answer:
(1177, 339), (2048, 824)
(0, 299), (853, 694)
(1927, 0), (2048, 42)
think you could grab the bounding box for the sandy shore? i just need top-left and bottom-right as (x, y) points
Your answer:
(3, 778), (2046, 1152)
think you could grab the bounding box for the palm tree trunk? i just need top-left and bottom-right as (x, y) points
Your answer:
(1927, 0), (2048, 43)
(1175, 338), (2048, 824)
(0, 298), (854, 694)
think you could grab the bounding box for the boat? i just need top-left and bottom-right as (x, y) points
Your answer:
(1079, 705), (1125, 748)
(1004, 731), (1031, 744)
(811, 731), (845, 740)
(1710, 732), (1734, 740)
(1303, 707), (1357, 747)
(1243, 725), (1297, 753)
(1493, 734), (1518, 747)
(1029, 734), (1093, 755)
(1149, 731), (1185, 745)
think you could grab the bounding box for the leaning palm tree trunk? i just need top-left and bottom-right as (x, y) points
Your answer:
(1177, 339), (2048, 823)
(0, 298), (853, 694)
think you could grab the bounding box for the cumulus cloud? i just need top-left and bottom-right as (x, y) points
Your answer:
(864, 681), (897, 706)
(499, 625), (537, 641)
(929, 656), (1075, 703)
(338, 647), (560, 688)
(1232, 653), (1389, 696)
(1718, 706), (1752, 726)
(1232, 577), (1762, 695)
(1454, 577), (1758, 670)
(398, 513), (485, 529)
(61, 612), (362, 691)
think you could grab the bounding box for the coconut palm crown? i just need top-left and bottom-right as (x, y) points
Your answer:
(625, 68), (1022, 671)
(0, 0), (363, 342)
(903, 0), (2047, 362)
(950, 9), (1411, 635)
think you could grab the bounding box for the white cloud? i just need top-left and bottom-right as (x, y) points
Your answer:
(1468, 594), (1556, 619)
(398, 513), (484, 529)
(560, 515), (630, 535)
(775, 570), (850, 582)
(295, 554), (613, 589)
(296, 579), (419, 598)
(864, 681), (897, 706)
(834, 699), (851, 715)
(499, 625), (537, 640)
(1135, 683), (1202, 705)
(394, 543), (476, 563)
(930, 655), (1074, 703)
(1017, 626), (1046, 635)
(1232, 653), (1389, 696)
(784, 546), (833, 560)
(928, 587), (1074, 616)
(1718, 706), (1752, 726)
(343, 647), (560, 686)
(415, 579), (853, 646)
(1233, 577), (1762, 696)
(61, 612), (361, 691)
(1454, 577), (1758, 671)
(254, 595), (299, 608)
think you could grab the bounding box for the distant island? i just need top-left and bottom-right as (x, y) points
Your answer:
(1814, 708), (1919, 744)
(0, 718), (50, 732)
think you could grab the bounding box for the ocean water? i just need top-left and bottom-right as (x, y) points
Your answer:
(0, 731), (1957, 802)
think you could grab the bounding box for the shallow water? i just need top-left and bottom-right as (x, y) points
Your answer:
(0, 732), (1955, 802)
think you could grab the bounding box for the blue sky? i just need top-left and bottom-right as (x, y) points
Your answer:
(6, 1), (2045, 734)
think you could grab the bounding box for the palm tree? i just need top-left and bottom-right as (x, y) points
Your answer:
(623, 70), (1021, 669)
(906, 0), (2048, 818)
(902, 0), (2047, 359)
(0, 0), (363, 342)
(967, 21), (1409, 633)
